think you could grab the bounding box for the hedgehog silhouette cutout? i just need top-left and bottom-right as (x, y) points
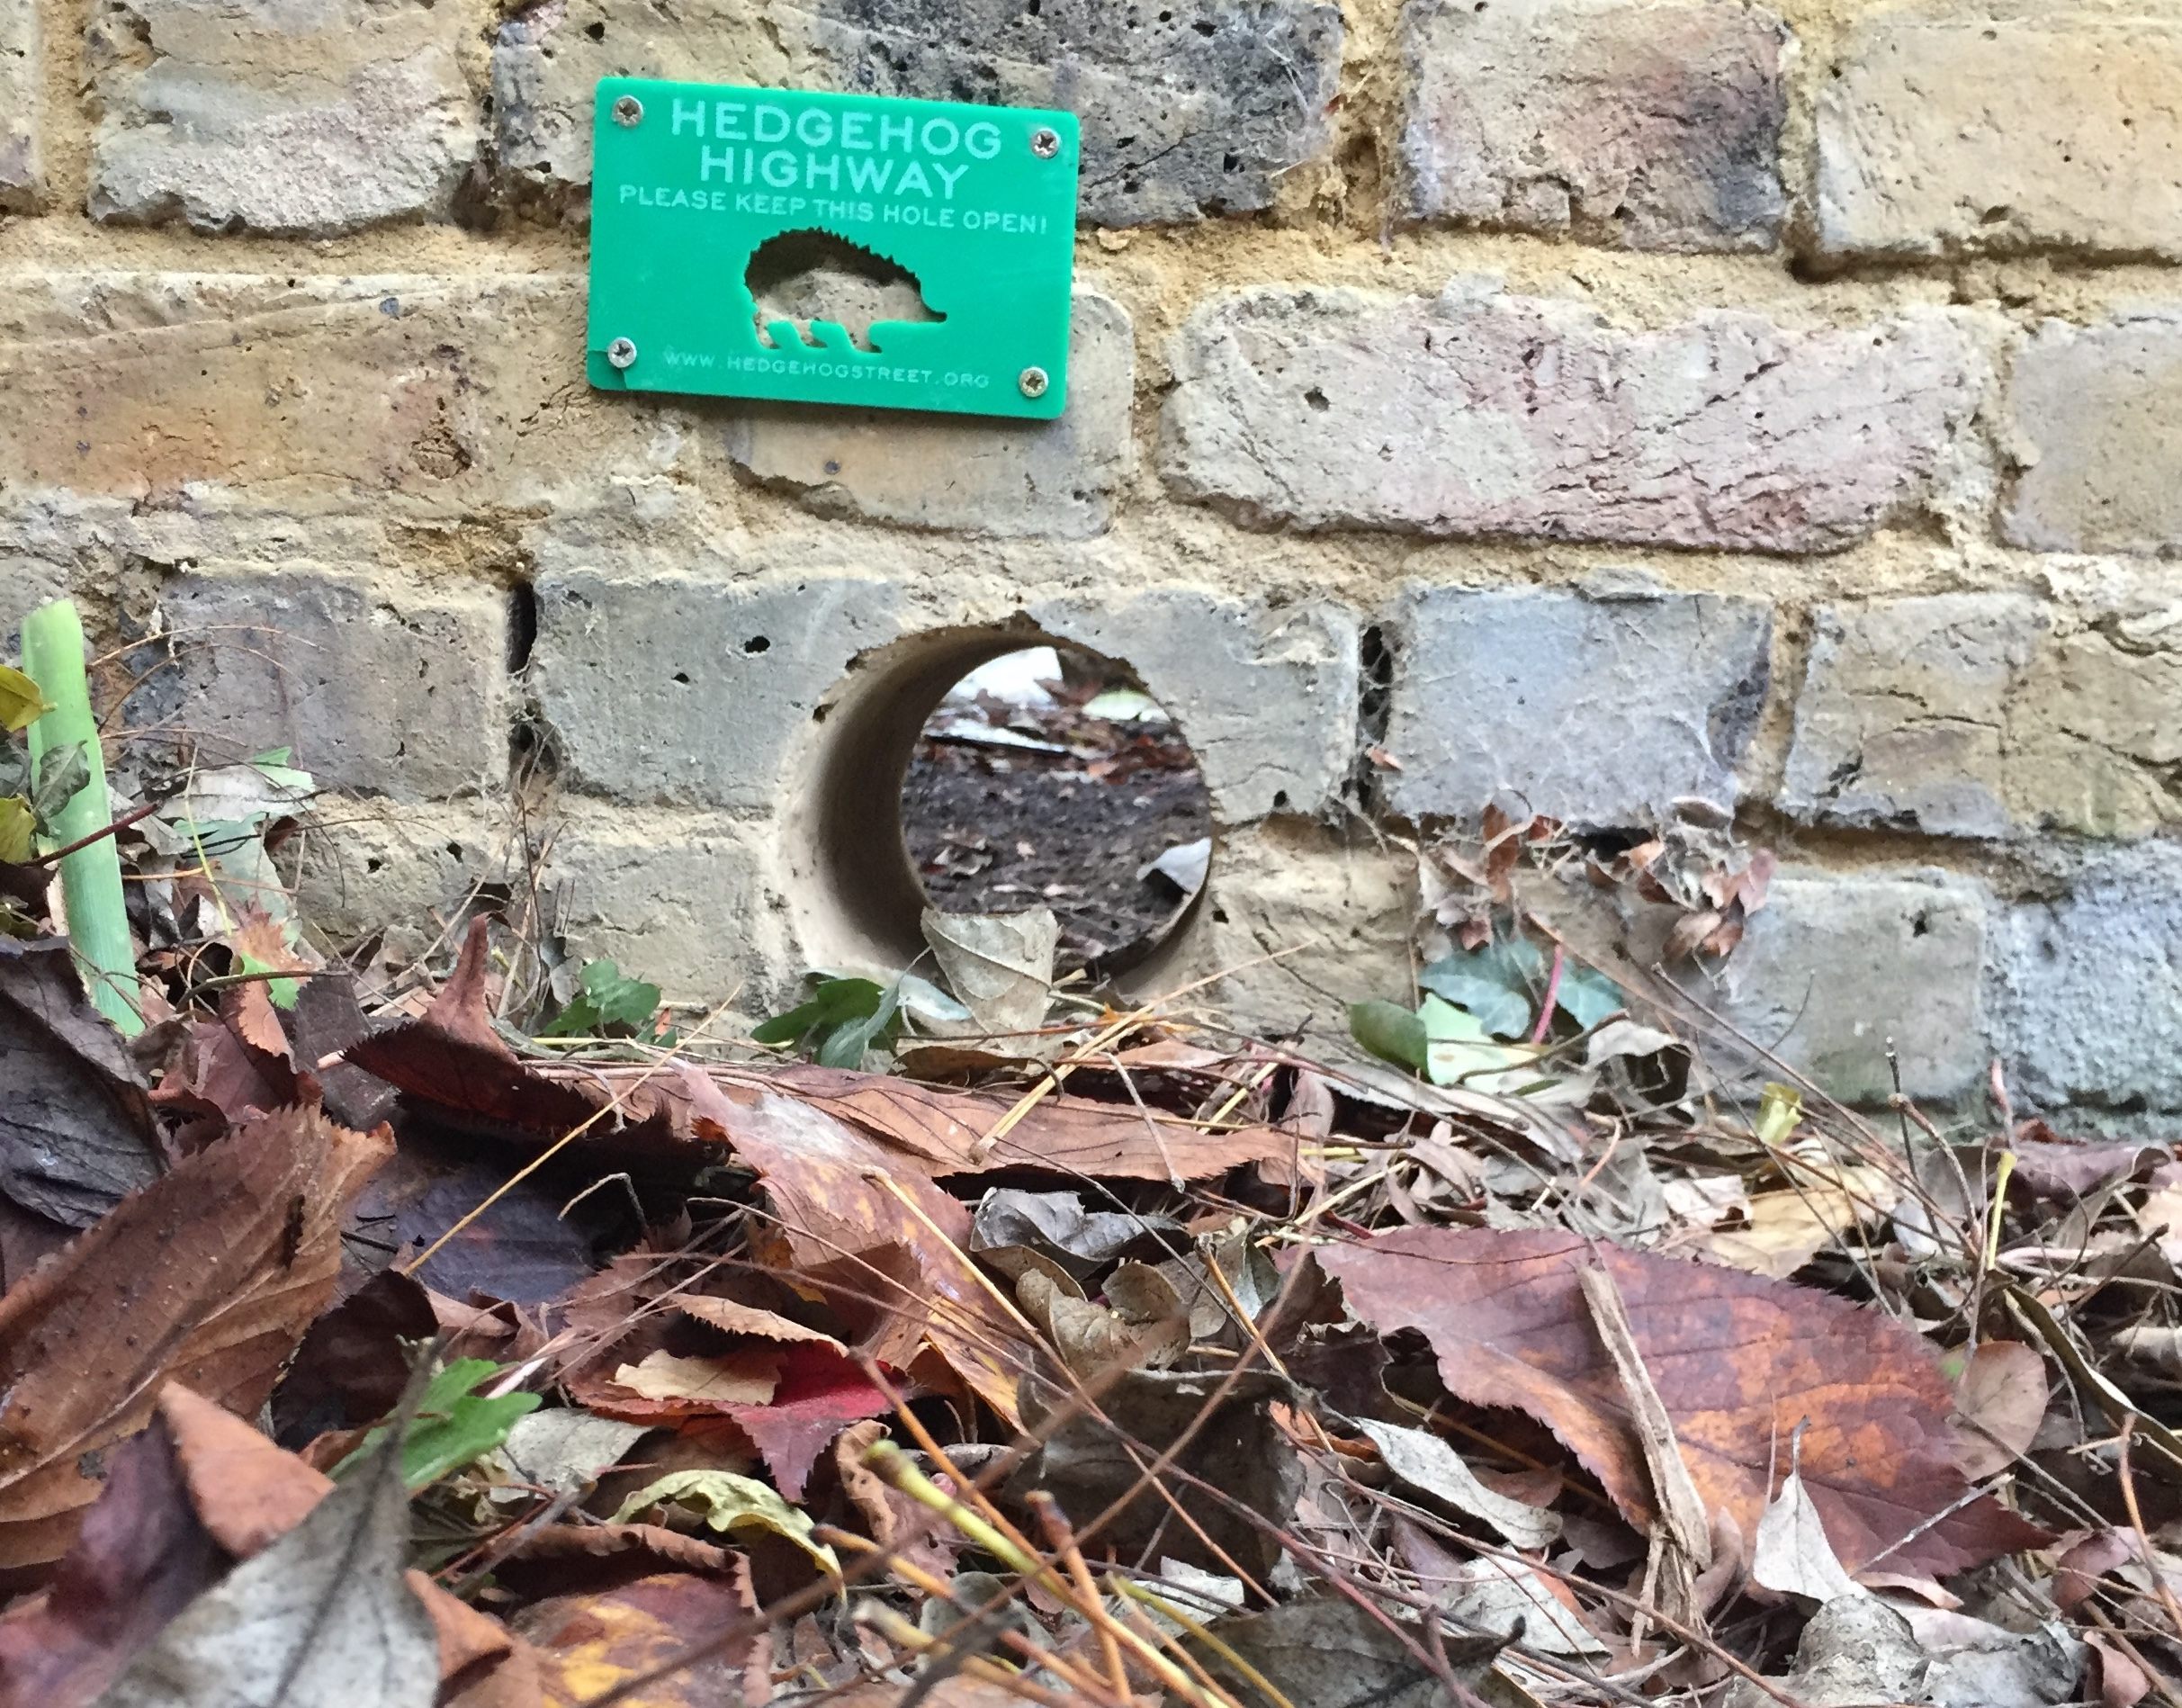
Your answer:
(745, 229), (944, 355)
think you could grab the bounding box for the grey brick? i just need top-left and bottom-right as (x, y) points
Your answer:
(1382, 584), (1772, 826)
(546, 812), (780, 1007)
(723, 292), (1136, 540)
(1701, 871), (1991, 1104)
(530, 565), (903, 811)
(491, 0), (1342, 226)
(1814, 9), (2182, 264)
(1, 0), (40, 211)
(157, 567), (510, 799)
(86, 0), (477, 236)
(1990, 843), (2182, 1116)
(1399, 0), (1787, 252)
(287, 796), (511, 953)
(1161, 283), (1980, 553)
(2002, 312), (2182, 556)
(1034, 590), (1359, 823)
(1783, 594), (2182, 840)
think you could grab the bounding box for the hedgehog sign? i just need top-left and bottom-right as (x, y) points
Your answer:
(586, 80), (1079, 420)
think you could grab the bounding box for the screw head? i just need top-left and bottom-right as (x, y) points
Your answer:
(1030, 127), (1061, 159)
(1018, 365), (1050, 399)
(612, 94), (643, 127)
(606, 337), (638, 370)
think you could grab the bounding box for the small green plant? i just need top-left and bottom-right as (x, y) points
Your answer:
(753, 973), (905, 1067)
(538, 957), (666, 1039)
(334, 1358), (541, 1493)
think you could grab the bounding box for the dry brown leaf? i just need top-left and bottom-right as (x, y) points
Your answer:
(519, 1573), (762, 1708)
(0, 1106), (390, 1571)
(675, 1295), (845, 1350)
(1315, 1227), (2049, 1576)
(613, 1350), (781, 1407)
(1701, 1164), (1897, 1280)
(513, 1522), (733, 1576)
(1952, 1341), (2050, 1479)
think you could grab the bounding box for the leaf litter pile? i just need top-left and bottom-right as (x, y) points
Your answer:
(3, 630), (2179, 1708)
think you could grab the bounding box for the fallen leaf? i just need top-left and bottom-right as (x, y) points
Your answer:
(614, 1350), (781, 1407)
(1700, 1164), (1898, 1280)
(1195, 1596), (1505, 1708)
(1952, 1341), (2049, 1480)
(517, 1575), (758, 1708)
(1315, 1227), (2048, 1575)
(493, 1411), (649, 1499)
(611, 1470), (838, 1575)
(509, 1523), (732, 1578)
(271, 1269), (439, 1447)
(94, 1422), (438, 1708)
(920, 906), (1056, 1040)
(836, 1420), (959, 1581)
(1751, 1467), (1865, 1605)
(719, 1340), (902, 1501)
(0, 1104), (391, 1570)
(969, 1187), (1179, 1281)
(674, 1295), (844, 1349)
(0, 938), (158, 1227)
(1355, 1419), (1560, 1549)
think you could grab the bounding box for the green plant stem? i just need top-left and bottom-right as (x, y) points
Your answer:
(22, 600), (141, 1035)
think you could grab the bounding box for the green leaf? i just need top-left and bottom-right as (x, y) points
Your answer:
(1755, 1083), (1804, 1149)
(0, 663), (51, 734)
(1420, 994), (1541, 1094)
(1557, 964), (1626, 1030)
(1350, 1000), (1428, 1072)
(751, 975), (884, 1044)
(0, 796), (32, 864)
(28, 741), (88, 832)
(334, 1360), (542, 1492)
(817, 979), (902, 1068)
(1416, 959), (1531, 1039)
(237, 949), (301, 1012)
(539, 957), (662, 1038)
(611, 1470), (840, 1574)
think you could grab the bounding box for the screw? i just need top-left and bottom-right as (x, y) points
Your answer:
(612, 94), (643, 127)
(606, 337), (638, 370)
(1018, 365), (1050, 398)
(1030, 127), (1060, 159)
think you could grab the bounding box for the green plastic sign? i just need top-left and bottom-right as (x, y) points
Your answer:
(586, 78), (1079, 419)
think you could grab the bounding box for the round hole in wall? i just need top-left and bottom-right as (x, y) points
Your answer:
(783, 629), (1215, 986)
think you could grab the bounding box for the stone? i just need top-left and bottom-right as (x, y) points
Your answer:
(1161, 282), (1981, 553)
(530, 563), (904, 812)
(1701, 871), (1991, 1103)
(490, 0), (1342, 226)
(1990, 844), (2182, 1117)
(544, 810), (782, 1008)
(1782, 595), (2043, 838)
(1783, 594), (2182, 840)
(0, 272), (694, 508)
(286, 796), (511, 953)
(723, 292), (1136, 540)
(156, 566), (510, 799)
(1, 0), (41, 211)
(1032, 590), (1358, 823)
(2002, 312), (2182, 555)
(86, 0), (477, 236)
(1381, 583), (1772, 826)
(1399, 0), (1787, 252)
(1814, 8), (2182, 263)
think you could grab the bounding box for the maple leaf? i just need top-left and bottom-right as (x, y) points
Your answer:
(1315, 1227), (2049, 1576)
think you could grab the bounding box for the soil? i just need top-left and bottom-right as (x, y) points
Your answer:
(901, 703), (1213, 972)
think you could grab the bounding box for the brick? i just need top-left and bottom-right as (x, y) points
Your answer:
(154, 566), (510, 799)
(545, 810), (782, 1007)
(1990, 844), (2182, 1117)
(1783, 594), (2182, 840)
(1, 0), (40, 211)
(2002, 313), (2182, 555)
(0, 273), (691, 508)
(286, 796), (511, 954)
(1399, 0), (1786, 252)
(723, 292), (1136, 540)
(1814, 10), (2182, 263)
(1032, 590), (1359, 823)
(1699, 871), (1990, 1103)
(85, 0), (477, 236)
(491, 0), (1342, 226)
(1160, 283), (1980, 553)
(530, 562), (903, 812)
(1382, 582), (1770, 827)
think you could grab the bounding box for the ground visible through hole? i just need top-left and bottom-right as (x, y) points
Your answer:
(901, 649), (1213, 970)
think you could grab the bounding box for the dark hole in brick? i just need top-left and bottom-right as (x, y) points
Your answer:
(744, 635), (771, 654)
(902, 645), (1212, 975)
(1304, 386), (1330, 412)
(445, 842), (464, 860)
(585, 20), (604, 39)
(1911, 912), (1930, 938)
(507, 582), (538, 673)
(1193, 17), (1217, 33)
(1223, 153), (1241, 172)
(672, 671), (691, 684)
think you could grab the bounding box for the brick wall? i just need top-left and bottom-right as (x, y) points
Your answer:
(2, 0), (2178, 1122)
